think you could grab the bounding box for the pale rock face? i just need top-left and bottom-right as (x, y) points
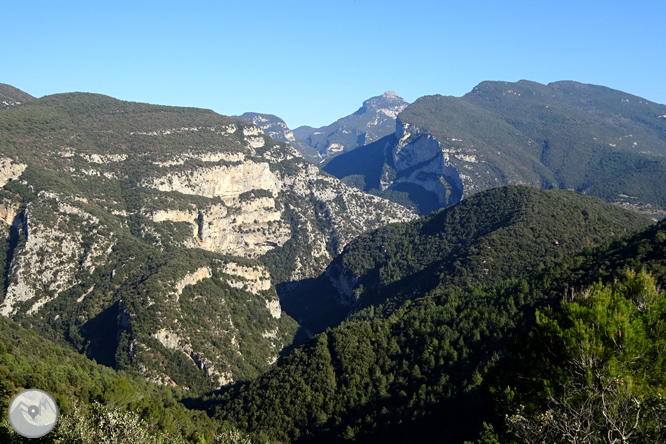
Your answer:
(144, 197), (291, 258)
(327, 143), (344, 154)
(171, 267), (213, 300)
(221, 262), (272, 294)
(143, 162), (280, 199)
(148, 208), (199, 224)
(393, 121), (443, 171)
(0, 193), (114, 317)
(2, 218), (79, 316)
(245, 136), (266, 148)
(385, 119), (465, 206)
(1, 100), (23, 108)
(0, 157), (27, 187)
(0, 199), (20, 226)
(152, 328), (183, 350)
(265, 299), (281, 319)
(242, 126), (263, 137)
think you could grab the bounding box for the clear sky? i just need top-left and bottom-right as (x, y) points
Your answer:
(2, 0), (665, 129)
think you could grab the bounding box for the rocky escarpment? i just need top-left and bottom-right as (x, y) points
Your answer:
(0, 157), (27, 188)
(0, 190), (115, 317)
(384, 119), (465, 207)
(136, 144), (415, 279)
(376, 115), (541, 211)
(0, 90), (415, 391)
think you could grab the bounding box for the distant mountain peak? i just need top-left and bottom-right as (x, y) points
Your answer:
(289, 92), (409, 159)
(358, 91), (408, 113)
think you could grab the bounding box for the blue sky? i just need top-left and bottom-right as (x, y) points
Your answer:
(3, 0), (665, 128)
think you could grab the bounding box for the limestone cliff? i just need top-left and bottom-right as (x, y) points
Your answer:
(0, 157), (27, 188)
(0, 90), (415, 391)
(386, 119), (465, 207)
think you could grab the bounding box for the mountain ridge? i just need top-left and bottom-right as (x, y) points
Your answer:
(325, 80), (666, 218)
(296, 91), (409, 159)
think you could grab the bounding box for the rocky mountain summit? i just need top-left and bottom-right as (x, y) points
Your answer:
(0, 90), (415, 391)
(295, 91), (409, 159)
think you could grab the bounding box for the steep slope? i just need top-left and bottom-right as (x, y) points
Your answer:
(295, 91), (409, 160)
(0, 84), (34, 109)
(278, 186), (651, 335)
(326, 80), (666, 217)
(0, 91), (415, 392)
(211, 201), (665, 444)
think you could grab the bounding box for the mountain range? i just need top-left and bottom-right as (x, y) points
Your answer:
(1, 81), (665, 443)
(238, 91), (409, 163)
(324, 80), (666, 216)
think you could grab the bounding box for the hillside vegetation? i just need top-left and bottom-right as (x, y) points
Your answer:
(0, 90), (413, 396)
(280, 186), (651, 334)
(2, 84), (666, 444)
(211, 215), (666, 443)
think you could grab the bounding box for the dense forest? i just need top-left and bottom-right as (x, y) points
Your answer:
(210, 217), (666, 443)
(279, 186), (652, 335)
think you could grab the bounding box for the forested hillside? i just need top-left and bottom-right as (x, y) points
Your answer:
(209, 198), (666, 443)
(2, 83), (665, 444)
(280, 186), (651, 334)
